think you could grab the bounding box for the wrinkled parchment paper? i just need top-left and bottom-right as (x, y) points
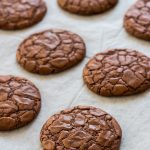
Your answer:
(0, 0), (150, 149)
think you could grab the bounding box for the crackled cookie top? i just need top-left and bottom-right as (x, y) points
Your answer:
(83, 49), (150, 96)
(58, 0), (118, 15)
(40, 106), (122, 150)
(0, 0), (47, 30)
(124, 0), (150, 41)
(16, 29), (86, 75)
(0, 75), (41, 130)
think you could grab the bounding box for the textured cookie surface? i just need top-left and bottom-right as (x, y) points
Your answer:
(40, 106), (122, 150)
(124, 0), (150, 41)
(0, 0), (47, 30)
(17, 29), (86, 75)
(83, 49), (150, 96)
(0, 75), (41, 130)
(58, 0), (118, 15)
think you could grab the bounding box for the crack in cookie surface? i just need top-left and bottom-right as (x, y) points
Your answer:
(58, 0), (118, 15)
(0, 0), (47, 30)
(40, 106), (122, 150)
(83, 49), (150, 96)
(124, 0), (150, 41)
(16, 29), (86, 75)
(0, 75), (41, 130)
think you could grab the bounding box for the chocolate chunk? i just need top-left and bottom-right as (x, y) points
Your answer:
(83, 49), (150, 96)
(0, 0), (47, 30)
(40, 106), (122, 150)
(57, 0), (118, 15)
(16, 29), (86, 75)
(0, 75), (41, 130)
(124, 0), (150, 41)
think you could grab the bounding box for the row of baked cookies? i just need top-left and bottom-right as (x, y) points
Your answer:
(0, 26), (148, 149)
(0, 0), (149, 150)
(0, 75), (122, 150)
(16, 28), (150, 97)
(0, 0), (149, 41)
(59, 0), (150, 41)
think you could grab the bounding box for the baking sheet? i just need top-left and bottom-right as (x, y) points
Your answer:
(0, 0), (150, 149)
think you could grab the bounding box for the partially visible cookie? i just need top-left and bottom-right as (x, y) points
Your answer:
(40, 105), (122, 150)
(58, 0), (118, 15)
(124, 0), (150, 41)
(0, 75), (41, 131)
(0, 0), (47, 30)
(16, 29), (86, 75)
(83, 49), (150, 96)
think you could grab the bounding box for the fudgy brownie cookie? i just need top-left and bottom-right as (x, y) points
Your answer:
(0, 75), (41, 131)
(124, 0), (150, 41)
(83, 49), (150, 96)
(40, 105), (122, 150)
(16, 29), (86, 75)
(57, 0), (118, 15)
(0, 0), (47, 30)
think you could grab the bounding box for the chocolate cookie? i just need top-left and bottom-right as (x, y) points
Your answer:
(83, 49), (150, 96)
(16, 29), (86, 75)
(40, 105), (122, 150)
(0, 0), (47, 30)
(57, 0), (118, 15)
(124, 0), (150, 41)
(0, 75), (41, 131)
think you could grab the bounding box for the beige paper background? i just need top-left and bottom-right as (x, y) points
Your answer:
(0, 0), (150, 149)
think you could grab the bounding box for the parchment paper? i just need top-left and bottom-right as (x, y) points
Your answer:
(0, 0), (150, 149)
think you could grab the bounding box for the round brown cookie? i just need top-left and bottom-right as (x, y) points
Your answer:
(16, 29), (86, 75)
(124, 0), (150, 41)
(83, 49), (150, 96)
(0, 75), (41, 131)
(40, 105), (122, 150)
(57, 0), (118, 15)
(0, 0), (47, 30)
